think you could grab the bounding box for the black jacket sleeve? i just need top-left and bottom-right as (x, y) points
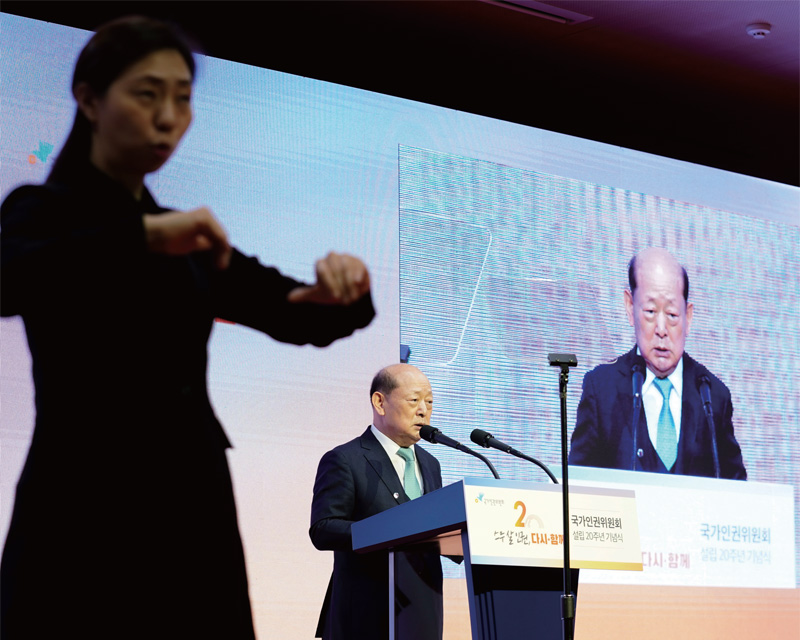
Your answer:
(209, 249), (375, 347)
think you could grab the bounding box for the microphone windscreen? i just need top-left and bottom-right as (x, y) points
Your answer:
(470, 429), (491, 448)
(418, 424), (437, 443)
(632, 364), (644, 396)
(696, 374), (713, 406)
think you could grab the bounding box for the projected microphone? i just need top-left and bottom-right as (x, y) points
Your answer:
(631, 364), (644, 471)
(697, 374), (720, 478)
(697, 374), (713, 415)
(470, 429), (558, 484)
(419, 425), (500, 479)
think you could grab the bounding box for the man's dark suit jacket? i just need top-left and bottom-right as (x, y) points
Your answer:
(569, 348), (747, 479)
(310, 427), (444, 640)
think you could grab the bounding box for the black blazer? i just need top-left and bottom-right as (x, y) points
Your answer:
(569, 348), (746, 479)
(310, 427), (444, 640)
(0, 162), (375, 639)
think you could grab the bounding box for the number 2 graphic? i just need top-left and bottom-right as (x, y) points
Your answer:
(514, 500), (526, 527)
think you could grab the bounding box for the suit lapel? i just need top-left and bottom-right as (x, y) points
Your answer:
(617, 348), (645, 439)
(360, 428), (408, 504)
(619, 348), (663, 471)
(679, 355), (702, 455)
(416, 448), (439, 495)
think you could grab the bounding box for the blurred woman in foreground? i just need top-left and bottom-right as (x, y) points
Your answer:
(0, 16), (374, 639)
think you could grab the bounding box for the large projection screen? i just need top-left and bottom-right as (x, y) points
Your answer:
(1, 13), (798, 639)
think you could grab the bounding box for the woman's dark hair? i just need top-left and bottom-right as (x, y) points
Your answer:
(49, 15), (198, 181)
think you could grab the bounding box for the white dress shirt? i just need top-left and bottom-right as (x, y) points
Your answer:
(370, 425), (425, 493)
(641, 356), (684, 450)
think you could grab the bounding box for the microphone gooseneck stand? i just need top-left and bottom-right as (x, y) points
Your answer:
(418, 425), (501, 479)
(470, 429), (559, 484)
(631, 364), (644, 471)
(697, 375), (721, 478)
(548, 352), (578, 640)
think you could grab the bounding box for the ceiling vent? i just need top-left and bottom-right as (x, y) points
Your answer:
(481, 1), (594, 25)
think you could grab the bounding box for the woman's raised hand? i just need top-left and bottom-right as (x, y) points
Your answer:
(288, 252), (371, 305)
(143, 207), (232, 270)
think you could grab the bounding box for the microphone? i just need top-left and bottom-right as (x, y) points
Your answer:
(420, 424), (462, 449)
(631, 364), (644, 471)
(697, 375), (720, 478)
(470, 428), (510, 452)
(419, 425), (500, 479)
(632, 365), (644, 409)
(470, 429), (558, 484)
(697, 374), (713, 415)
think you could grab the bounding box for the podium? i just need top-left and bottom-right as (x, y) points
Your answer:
(352, 477), (642, 640)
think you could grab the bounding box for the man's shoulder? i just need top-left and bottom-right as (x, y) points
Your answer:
(683, 353), (731, 395)
(325, 427), (376, 455)
(585, 348), (637, 378)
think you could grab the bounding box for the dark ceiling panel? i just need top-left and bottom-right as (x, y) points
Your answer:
(2, 0), (797, 185)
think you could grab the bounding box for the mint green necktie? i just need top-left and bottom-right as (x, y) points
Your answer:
(653, 377), (678, 470)
(396, 447), (422, 499)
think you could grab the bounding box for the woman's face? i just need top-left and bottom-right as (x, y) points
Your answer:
(78, 48), (193, 195)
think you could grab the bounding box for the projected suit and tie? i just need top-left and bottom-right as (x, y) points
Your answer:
(569, 248), (747, 479)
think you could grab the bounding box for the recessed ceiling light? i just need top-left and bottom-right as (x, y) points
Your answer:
(746, 23), (772, 39)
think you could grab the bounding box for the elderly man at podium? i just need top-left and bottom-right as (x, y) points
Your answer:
(310, 363), (444, 640)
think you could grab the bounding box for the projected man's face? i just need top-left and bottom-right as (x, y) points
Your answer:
(372, 365), (433, 448)
(625, 249), (693, 378)
(77, 49), (193, 195)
